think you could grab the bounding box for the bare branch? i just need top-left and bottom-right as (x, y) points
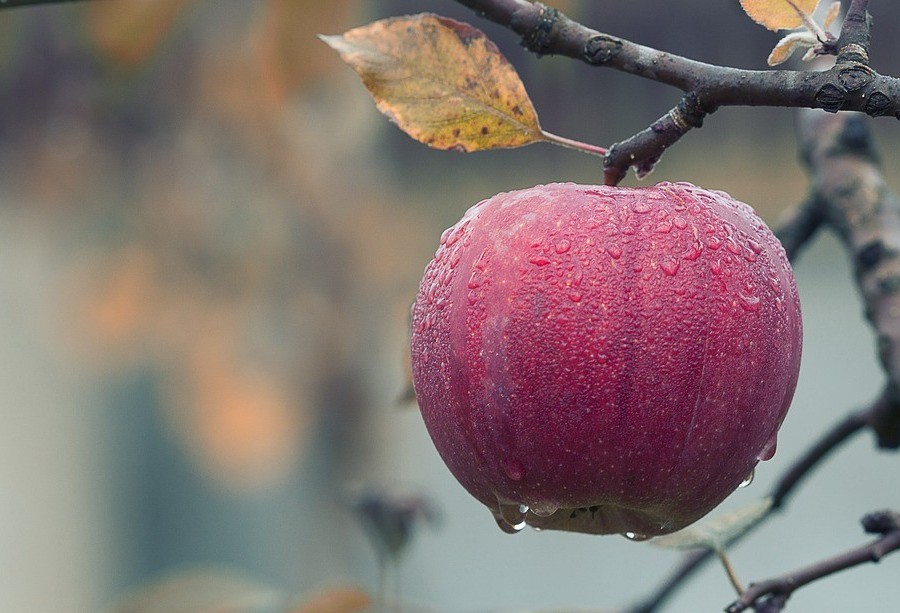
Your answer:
(0, 0), (93, 8)
(725, 510), (900, 612)
(453, 1), (897, 183)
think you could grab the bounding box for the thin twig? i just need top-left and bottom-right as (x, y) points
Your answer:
(0, 0), (94, 8)
(725, 511), (900, 612)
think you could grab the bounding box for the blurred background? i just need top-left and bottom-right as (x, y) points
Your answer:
(1, 1), (899, 611)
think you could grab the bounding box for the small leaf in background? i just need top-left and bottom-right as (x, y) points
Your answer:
(292, 586), (370, 613)
(740, 0), (819, 32)
(320, 14), (544, 152)
(823, 1), (842, 30)
(113, 568), (286, 613)
(87, 0), (195, 68)
(259, 0), (360, 100)
(652, 497), (773, 551)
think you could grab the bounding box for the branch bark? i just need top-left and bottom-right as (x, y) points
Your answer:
(453, 0), (900, 183)
(725, 510), (900, 613)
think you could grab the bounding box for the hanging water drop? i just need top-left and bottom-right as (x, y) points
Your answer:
(494, 516), (525, 534)
(739, 468), (755, 488)
(497, 498), (529, 530)
(621, 531), (652, 541)
(757, 435), (778, 461)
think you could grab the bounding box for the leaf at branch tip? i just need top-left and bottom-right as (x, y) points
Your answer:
(652, 497), (773, 552)
(740, 0), (819, 32)
(320, 14), (545, 152)
(823, 1), (842, 30)
(767, 31), (817, 66)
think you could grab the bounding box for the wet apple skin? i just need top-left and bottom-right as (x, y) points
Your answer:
(411, 182), (802, 536)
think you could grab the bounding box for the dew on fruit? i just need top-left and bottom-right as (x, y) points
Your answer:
(737, 292), (761, 312)
(707, 236), (722, 250)
(757, 435), (778, 461)
(682, 244), (703, 261)
(739, 468), (755, 488)
(497, 499), (529, 531)
(568, 290), (583, 303)
(555, 239), (572, 254)
(607, 246), (623, 260)
(661, 258), (680, 276)
(725, 237), (742, 255)
(502, 458), (525, 481)
(673, 216), (688, 230)
(494, 516), (526, 534)
(529, 255), (551, 266)
(621, 531), (652, 541)
(710, 260), (723, 275)
(530, 503), (559, 517)
(656, 220), (673, 234)
(633, 200), (652, 214)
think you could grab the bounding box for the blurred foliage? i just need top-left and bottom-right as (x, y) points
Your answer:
(0, 0), (434, 497)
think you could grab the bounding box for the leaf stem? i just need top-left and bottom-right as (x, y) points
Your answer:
(717, 549), (746, 596)
(539, 129), (608, 157)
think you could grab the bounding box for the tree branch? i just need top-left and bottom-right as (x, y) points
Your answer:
(725, 510), (900, 613)
(453, 0), (900, 183)
(0, 0), (92, 8)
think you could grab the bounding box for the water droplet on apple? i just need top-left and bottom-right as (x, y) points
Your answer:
(529, 503), (558, 517)
(661, 258), (680, 276)
(607, 246), (623, 260)
(494, 515), (525, 534)
(529, 255), (551, 266)
(502, 458), (525, 481)
(738, 293), (761, 312)
(757, 435), (778, 461)
(633, 200), (652, 214)
(739, 468), (755, 488)
(497, 498), (529, 529)
(555, 239), (571, 254)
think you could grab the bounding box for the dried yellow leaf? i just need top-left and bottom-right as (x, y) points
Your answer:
(321, 14), (543, 152)
(740, 0), (819, 32)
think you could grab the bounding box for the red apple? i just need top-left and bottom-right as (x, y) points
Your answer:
(410, 182), (802, 537)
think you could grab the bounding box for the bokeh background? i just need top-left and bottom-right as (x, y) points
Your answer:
(1, 1), (899, 611)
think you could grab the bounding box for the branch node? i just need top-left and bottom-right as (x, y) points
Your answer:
(861, 510), (900, 536)
(517, 2), (558, 56)
(865, 91), (892, 117)
(583, 34), (623, 65)
(815, 83), (846, 113)
(837, 43), (869, 65)
(838, 64), (875, 92)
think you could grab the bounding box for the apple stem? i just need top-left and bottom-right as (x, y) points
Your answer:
(717, 549), (746, 596)
(540, 129), (608, 157)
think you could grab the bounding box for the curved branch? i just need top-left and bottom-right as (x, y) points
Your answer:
(725, 510), (900, 613)
(453, 0), (899, 183)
